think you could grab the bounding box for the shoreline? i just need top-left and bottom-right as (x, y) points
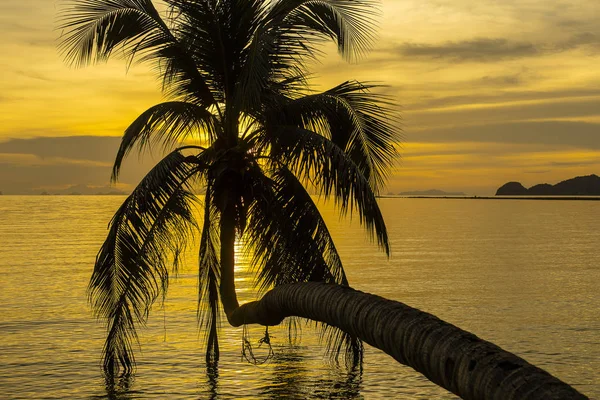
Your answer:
(379, 196), (600, 201)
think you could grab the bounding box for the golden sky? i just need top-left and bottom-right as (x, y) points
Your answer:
(0, 0), (599, 194)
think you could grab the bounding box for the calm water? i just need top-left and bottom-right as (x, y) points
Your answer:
(0, 196), (598, 399)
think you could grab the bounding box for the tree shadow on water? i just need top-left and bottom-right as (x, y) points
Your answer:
(102, 373), (137, 400)
(312, 363), (363, 400)
(259, 350), (364, 400)
(203, 361), (220, 400)
(98, 351), (361, 399)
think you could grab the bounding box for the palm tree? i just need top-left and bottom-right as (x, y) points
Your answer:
(60, 0), (396, 374)
(59, 1), (587, 399)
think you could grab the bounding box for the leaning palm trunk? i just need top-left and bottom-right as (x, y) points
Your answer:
(230, 282), (587, 400)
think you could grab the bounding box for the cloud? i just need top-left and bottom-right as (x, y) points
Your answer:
(388, 139), (600, 194)
(0, 162), (119, 195)
(405, 87), (600, 111)
(549, 160), (600, 167)
(398, 38), (539, 62)
(407, 121), (600, 150)
(407, 96), (600, 131)
(0, 153), (111, 167)
(391, 33), (600, 63)
(0, 136), (163, 194)
(13, 69), (54, 82)
(557, 32), (600, 52)
(0, 136), (121, 163)
(480, 73), (523, 86)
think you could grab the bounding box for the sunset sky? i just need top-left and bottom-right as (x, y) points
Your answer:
(0, 0), (599, 195)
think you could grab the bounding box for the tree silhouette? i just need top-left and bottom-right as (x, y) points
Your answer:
(59, 0), (398, 374)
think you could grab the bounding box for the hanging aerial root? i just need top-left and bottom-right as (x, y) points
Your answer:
(241, 325), (274, 365)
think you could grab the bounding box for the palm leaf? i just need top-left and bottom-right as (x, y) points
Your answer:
(112, 101), (218, 181)
(59, 0), (165, 66)
(243, 161), (362, 365)
(243, 165), (335, 290)
(163, 0), (228, 97)
(197, 184), (222, 364)
(269, 162), (348, 285)
(264, 126), (390, 254)
(59, 0), (215, 104)
(167, 0), (267, 100)
(236, 0), (380, 110)
(265, 0), (380, 62)
(267, 81), (400, 192)
(90, 148), (202, 374)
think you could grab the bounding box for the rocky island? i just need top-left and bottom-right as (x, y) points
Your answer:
(496, 174), (600, 196)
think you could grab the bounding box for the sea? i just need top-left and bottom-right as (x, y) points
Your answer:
(0, 196), (598, 399)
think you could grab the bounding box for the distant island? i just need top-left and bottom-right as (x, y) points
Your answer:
(496, 174), (600, 196)
(398, 189), (466, 196)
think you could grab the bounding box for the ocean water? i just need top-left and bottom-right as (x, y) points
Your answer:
(0, 196), (598, 399)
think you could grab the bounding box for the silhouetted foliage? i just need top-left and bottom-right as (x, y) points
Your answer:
(59, 0), (399, 375)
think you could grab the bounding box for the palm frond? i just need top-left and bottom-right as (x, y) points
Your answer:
(320, 322), (363, 368)
(264, 126), (390, 254)
(270, 162), (348, 285)
(265, 0), (380, 62)
(112, 101), (218, 181)
(163, 0), (228, 97)
(270, 163), (366, 366)
(324, 81), (400, 192)
(236, 14), (309, 110)
(237, 0), (381, 110)
(59, 0), (215, 104)
(90, 148), (202, 375)
(167, 0), (268, 100)
(197, 184), (222, 364)
(268, 81), (400, 192)
(243, 161), (362, 365)
(58, 0), (165, 66)
(243, 164), (335, 291)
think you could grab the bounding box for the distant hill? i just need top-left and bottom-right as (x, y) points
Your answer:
(50, 184), (126, 196)
(399, 189), (466, 196)
(496, 174), (600, 196)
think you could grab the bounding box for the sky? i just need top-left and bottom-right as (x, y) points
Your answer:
(0, 0), (599, 195)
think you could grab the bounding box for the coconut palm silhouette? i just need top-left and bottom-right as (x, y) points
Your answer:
(60, 0), (397, 373)
(59, 1), (586, 399)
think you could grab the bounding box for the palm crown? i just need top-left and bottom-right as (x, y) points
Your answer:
(60, 0), (400, 375)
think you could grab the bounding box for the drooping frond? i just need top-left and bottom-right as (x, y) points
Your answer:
(264, 126), (390, 254)
(267, 81), (400, 192)
(322, 81), (399, 192)
(243, 164), (336, 291)
(112, 101), (218, 181)
(197, 184), (222, 364)
(59, 0), (215, 104)
(243, 161), (362, 365)
(90, 149), (202, 375)
(319, 319), (364, 368)
(271, 164), (364, 367)
(269, 162), (347, 285)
